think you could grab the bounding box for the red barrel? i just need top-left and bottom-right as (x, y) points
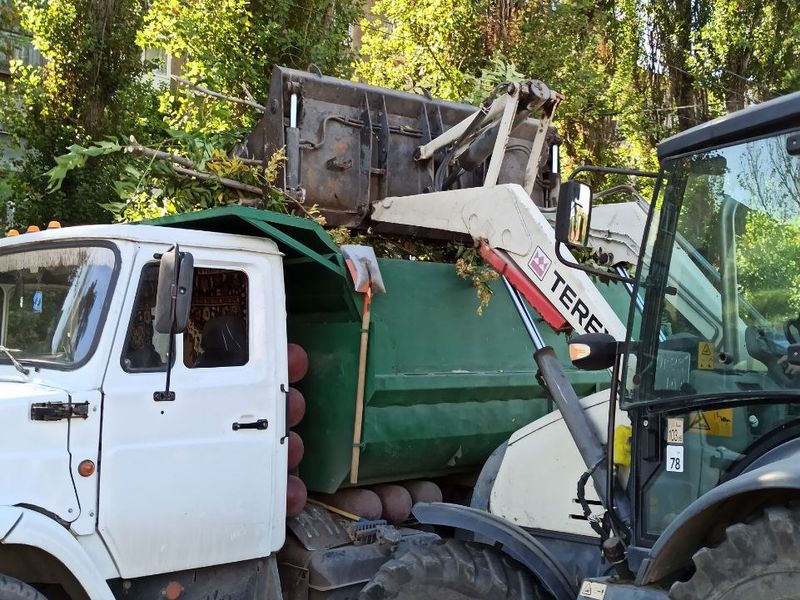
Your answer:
(287, 475), (307, 517)
(370, 484), (413, 523)
(287, 343), (309, 383)
(287, 431), (305, 470)
(287, 387), (306, 427)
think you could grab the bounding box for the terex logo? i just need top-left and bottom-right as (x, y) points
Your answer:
(550, 271), (609, 334)
(528, 246), (552, 281)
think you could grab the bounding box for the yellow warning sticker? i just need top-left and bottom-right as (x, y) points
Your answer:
(698, 341), (715, 369)
(688, 408), (734, 437)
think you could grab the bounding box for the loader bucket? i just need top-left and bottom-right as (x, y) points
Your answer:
(237, 66), (559, 229)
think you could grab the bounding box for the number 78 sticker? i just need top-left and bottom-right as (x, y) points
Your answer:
(666, 445), (684, 472)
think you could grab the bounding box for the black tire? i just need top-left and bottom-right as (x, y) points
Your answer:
(359, 539), (549, 600)
(670, 506), (800, 600)
(0, 575), (47, 600)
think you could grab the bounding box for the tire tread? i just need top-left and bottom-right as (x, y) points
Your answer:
(670, 505), (800, 600)
(360, 539), (549, 600)
(0, 575), (47, 600)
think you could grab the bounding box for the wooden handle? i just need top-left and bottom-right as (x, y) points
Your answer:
(350, 288), (372, 484)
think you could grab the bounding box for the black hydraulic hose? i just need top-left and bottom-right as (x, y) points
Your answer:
(577, 458), (607, 539)
(434, 82), (513, 191)
(444, 110), (532, 190)
(434, 105), (487, 191)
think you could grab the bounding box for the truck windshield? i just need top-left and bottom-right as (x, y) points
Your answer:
(0, 245), (117, 368)
(628, 129), (800, 538)
(626, 129), (800, 406)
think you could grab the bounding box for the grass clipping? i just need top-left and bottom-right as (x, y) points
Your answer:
(330, 227), (499, 315)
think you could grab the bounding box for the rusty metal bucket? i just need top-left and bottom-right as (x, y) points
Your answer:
(237, 66), (559, 228)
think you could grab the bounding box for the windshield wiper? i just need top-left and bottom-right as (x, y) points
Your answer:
(0, 346), (29, 376)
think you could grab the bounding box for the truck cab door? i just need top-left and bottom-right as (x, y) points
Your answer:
(98, 245), (288, 578)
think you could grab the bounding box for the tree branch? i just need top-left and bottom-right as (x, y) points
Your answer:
(171, 165), (264, 196)
(171, 75), (266, 112)
(126, 137), (264, 196)
(127, 137), (196, 169)
(240, 83), (260, 106)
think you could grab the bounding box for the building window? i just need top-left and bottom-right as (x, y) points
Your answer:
(0, 31), (44, 75)
(142, 47), (171, 88)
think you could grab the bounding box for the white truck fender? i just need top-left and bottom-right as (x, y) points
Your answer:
(0, 507), (115, 600)
(0, 507), (21, 539)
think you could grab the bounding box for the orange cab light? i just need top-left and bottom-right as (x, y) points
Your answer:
(26, 225), (40, 233)
(165, 582), (184, 600)
(6, 229), (19, 237)
(47, 221), (61, 229)
(568, 343), (591, 363)
(78, 460), (96, 477)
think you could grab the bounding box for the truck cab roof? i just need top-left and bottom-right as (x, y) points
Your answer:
(0, 222), (281, 257)
(658, 91), (800, 160)
(1, 206), (345, 277)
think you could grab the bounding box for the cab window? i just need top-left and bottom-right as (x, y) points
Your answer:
(183, 268), (248, 368)
(122, 263), (169, 372)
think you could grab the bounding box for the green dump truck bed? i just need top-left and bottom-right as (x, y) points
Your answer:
(150, 206), (630, 494)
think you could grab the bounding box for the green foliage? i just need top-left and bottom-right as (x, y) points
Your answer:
(44, 130), (291, 222)
(738, 211), (800, 322)
(0, 0), (361, 229)
(355, 0), (485, 100)
(356, 0), (800, 192)
(455, 247), (499, 315)
(139, 0), (361, 132)
(46, 140), (124, 191)
(0, 0), (159, 228)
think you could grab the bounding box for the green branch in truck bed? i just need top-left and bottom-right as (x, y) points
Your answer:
(46, 135), (498, 314)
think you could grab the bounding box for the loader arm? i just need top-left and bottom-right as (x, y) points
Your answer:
(371, 183), (627, 339)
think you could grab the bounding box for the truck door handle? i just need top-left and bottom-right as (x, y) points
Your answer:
(232, 419), (268, 431)
(31, 402), (89, 421)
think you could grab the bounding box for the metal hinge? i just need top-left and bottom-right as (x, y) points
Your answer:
(30, 402), (89, 422)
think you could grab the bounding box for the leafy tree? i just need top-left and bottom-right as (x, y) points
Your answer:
(354, 0), (486, 100)
(0, 0), (158, 228)
(355, 0), (800, 188)
(692, 0), (800, 111)
(140, 0), (362, 133)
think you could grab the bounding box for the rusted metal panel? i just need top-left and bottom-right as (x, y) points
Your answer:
(237, 66), (559, 229)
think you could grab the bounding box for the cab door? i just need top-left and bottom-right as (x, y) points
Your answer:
(98, 244), (287, 578)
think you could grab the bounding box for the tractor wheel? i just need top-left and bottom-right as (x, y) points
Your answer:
(359, 539), (548, 600)
(670, 505), (800, 600)
(0, 574), (47, 600)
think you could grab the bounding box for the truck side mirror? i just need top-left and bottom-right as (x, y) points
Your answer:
(154, 245), (194, 335)
(569, 333), (618, 370)
(556, 180), (593, 248)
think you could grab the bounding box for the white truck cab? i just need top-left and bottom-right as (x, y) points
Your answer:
(0, 225), (288, 599)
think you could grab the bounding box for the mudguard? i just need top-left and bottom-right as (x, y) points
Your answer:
(412, 502), (576, 598)
(638, 440), (800, 585)
(0, 506), (115, 600)
(469, 442), (507, 512)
